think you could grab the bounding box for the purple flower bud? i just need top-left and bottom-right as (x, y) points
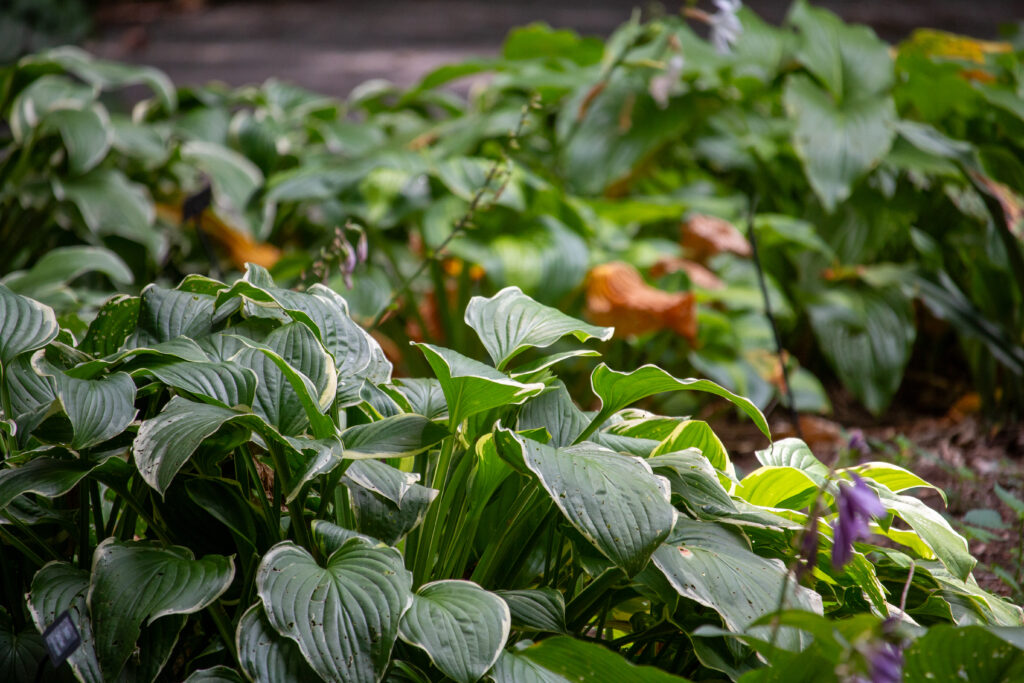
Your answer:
(796, 513), (820, 579)
(848, 429), (870, 457)
(356, 229), (368, 264)
(832, 474), (886, 569)
(867, 640), (903, 683)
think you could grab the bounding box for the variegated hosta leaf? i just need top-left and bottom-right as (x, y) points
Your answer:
(135, 359), (257, 409)
(341, 414), (447, 459)
(88, 539), (235, 680)
(398, 580), (510, 683)
(27, 563), (102, 683)
(0, 284), (59, 368)
(256, 539), (413, 683)
(37, 360), (137, 450)
(495, 588), (567, 634)
(464, 286), (612, 370)
(494, 429), (675, 576)
(236, 603), (319, 683)
(343, 459), (438, 545)
(138, 284), (216, 344)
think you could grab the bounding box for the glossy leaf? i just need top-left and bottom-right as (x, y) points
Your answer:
(343, 459), (437, 545)
(903, 625), (1024, 682)
(341, 414), (447, 459)
(492, 637), (691, 683)
(0, 284), (59, 367)
(45, 367), (136, 450)
(136, 359), (258, 409)
(0, 452), (124, 511)
(26, 562), (102, 683)
(496, 588), (567, 633)
(236, 604), (320, 683)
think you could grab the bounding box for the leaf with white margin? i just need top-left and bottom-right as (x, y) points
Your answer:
(256, 539), (412, 683)
(583, 364), (770, 443)
(390, 378), (448, 421)
(183, 665), (245, 682)
(651, 520), (821, 650)
(0, 452), (126, 511)
(415, 343), (544, 427)
(494, 429), (675, 576)
(341, 414), (448, 459)
(27, 562), (102, 683)
(343, 459), (438, 545)
(517, 382), (589, 448)
(236, 603), (319, 683)
(464, 286), (612, 370)
(88, 539), (234, 680)
(282, 435), (345, 503)
(495, 588), (567, 634)
(398, 580), (509, 683)
(0, 284), (59, 367)
(37, 359), (136, 449)
(135, 359), (257, 409)
(138, 284), (216, 343)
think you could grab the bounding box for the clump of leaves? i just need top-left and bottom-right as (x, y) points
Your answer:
(0, 268), (1019, 682)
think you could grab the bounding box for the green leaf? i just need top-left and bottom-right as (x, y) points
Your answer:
(257, 539), (413, 683)
(492, 636), (691, 682)
(89, 539), (234, 680)
(139, 285), (216, 344)
(135, 397), (260, 495)
(54, 169), (159, 255)
(343, 459), (437, 545)
(495, 588), (567, 634)
(495, 429), (675, 576)
(586, 364), (770, 441)
(183, 666), (245, 682)
(398, 580), (509, 683)
(390, 379), (448, 421)
(341, 414), (447, 459)
(0, 611), (46, 683)
(651, 420), (732, 474)
(517, 382), (589, 448)
(283, 436), (346, 504)
(415, 344), (544, 427)
(137, 360), (257, 409)
(79, 295), (140, 358)
(464, 286), (612, 370)
(651, 520), (821, 649)
(236, 604), (319, 683)
(903, 625), (1024, 682)
(26, 562), (102, 683)
(755, 438), (829, 480)
(0, 452), (124, 511)
(2, 247), (133, 301)
(843, 461), (945, 503)
(181, 141), (263, 233)
(43, 366), (136, 450)
(0, 284), (59, 367)
(736, 467), (819, 509)
(784, 74), (897, 211)
(44, 104), (112, 175)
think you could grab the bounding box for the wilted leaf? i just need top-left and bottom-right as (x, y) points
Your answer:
(585, 262), (697, 341)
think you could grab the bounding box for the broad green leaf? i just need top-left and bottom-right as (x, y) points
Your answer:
(181, 140), (263, 233)
(54, 169), (159, 255)
(390, 379), (448, 421)
(464, 286), (612, 370)
(736, 467), (819, 509)
(309, 520), (375, 558)
(236, 604), (319, 683)
(256, 539), (413, 683)
(0, 611), (46, 683)
(9, 74), (95, 141)
(648, 450), (737, 516)
(183, 666), (245, 682)
(415, 343), (544, 427)
(26, 563), (101, 683)
(495, 588), (567, 634)
(2, 246), (133, 300)
(903, 625), (1024, 682)
(651, 520), (822, 649)
(185, 478), (261, 551)
(784, 74), (897, 211)
(0, 284), (59, 367)
(651, 420), (732, 474)
(343, 459), (437, 545)
(137, 360), (257, 409)
(508, 349), (601, 381)
(43, 366), (136, 450)
(492, 637), (691, 683)
(139, 285), (216, 344)
(844, 462), (945, 504)
(756, 439), (829, 481)
(341, 414), (448, 459)
(398, 580), (510, 683)
(45, 104), (112, 175)
(495, 429), (675, 576)
(517, 382), (589, 448)
(89, 539), (234, 680)
(586, 364), (770, 441)
(283, 436), (346, 503)
(0, 452), (124, 511)
(135, 397), (259, 495)
(3, 355), (56, 442)
(78, 295), (140, 357)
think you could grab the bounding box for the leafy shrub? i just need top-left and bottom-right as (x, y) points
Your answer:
(0, 268), (1019, 682)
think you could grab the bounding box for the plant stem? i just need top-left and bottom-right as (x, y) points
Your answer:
(209, 601), (238, 662)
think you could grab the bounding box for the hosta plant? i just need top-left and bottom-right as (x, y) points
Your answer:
(0, 267), (1020, 682)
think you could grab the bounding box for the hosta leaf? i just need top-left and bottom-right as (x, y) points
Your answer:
(508, 349), (601, 381)
(26, 563), (102, 683)
(495, 588), (567, 633)
(736, 467), (819, 509)
(390, 379), (448, 421)
(79, 295), (140, 358)
(309, 520), (375, 557)
(2, 246), (132, 301)
(343, 459), (437, 545)
(648, 450), (738, 520)
(517, 382), (589, 448)
(341, 414), (448, 459)
(283, 436), (345, 503)
(651, 420), (732, 475)
(89, 539), (234, 680)
(398, 580), (509, 683)
(3, 355), (56, 442)
(0, 452), (124, 511)
(44, 104), (112, 175)
(54, 169), (159, 255)
(43, 366), (136, 450)
(844, 462), (945, 503)
(181, 141), (263, 230)
(755, 439), (829, 481)
(0, 611), (46, 683)
(256, 539), (413, 683)
(903, 625), (1024, 682)
(0, 284), (59, 367)
(415, 343), (544, 427)
(587, 364), (770, 440)
(495, 429), (675, 576)
(237, 604), (320, 683)
(136, 360), (257, 409)
(185, 478), (260, 550)
(651, 520), (821, 649)
(135, 396), (260, 495)
(139, 285), (216, 343)
(464, 286), (612, 370)
(491, 637), (690, 682)
(183, 666), (245, 682)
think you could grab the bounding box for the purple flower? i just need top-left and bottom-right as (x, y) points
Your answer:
(831, 474), (886, 569)
(796, 512), (820, 579)
(868, 640), (903, 683)
(848, 429), (870, 457)
(710, 0), (743, 54)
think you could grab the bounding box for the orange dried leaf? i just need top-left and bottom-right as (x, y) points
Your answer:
(973, 173), (1024, 239)
(649, 257), (724, 289)
(901, 29), (1012, 64)
(681, 214), (751, 262)
(585, 261), (698, 342)
(156, 201), (281, 269)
